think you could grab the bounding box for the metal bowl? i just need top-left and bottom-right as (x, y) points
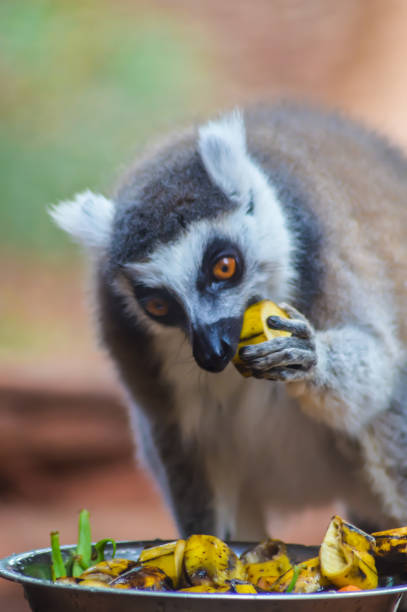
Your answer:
(0, 540), (406, 612)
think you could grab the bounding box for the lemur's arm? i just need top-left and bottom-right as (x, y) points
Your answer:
(135, 409), (216, 537)
(239, 303), (400, 436)
(239, 303), (407, 523)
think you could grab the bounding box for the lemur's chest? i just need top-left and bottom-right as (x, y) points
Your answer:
(157, 329), (353, 507)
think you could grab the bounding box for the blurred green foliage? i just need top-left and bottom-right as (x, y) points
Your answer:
(0, 0), (213, 256)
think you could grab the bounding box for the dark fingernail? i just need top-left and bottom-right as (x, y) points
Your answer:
(267, 316), (283, 329)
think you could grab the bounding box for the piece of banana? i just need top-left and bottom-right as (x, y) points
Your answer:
(232, 300), (291, 376)
(268, 557), (330, 593)
(246, 557), (293, 590)
(138, 541), (178, 562)
(79, 558), (138, 581)
(179, 585), (229, 593)
(179, 582), (257, 594)
(372, 526), (407, 572)
(241, 538), (288, 564)
(109, 566), (173, 590)
(229, 581), (258, 594)
(319, 515), (378, 590)
(139, 539), (186, 588)
(77, 578), (110, 588)
(183, 534), (246, 587)
(243, 540), (292, 589)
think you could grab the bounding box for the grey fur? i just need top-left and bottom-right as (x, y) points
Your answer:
(97, 265), (216, 535)
(51, 102), (407, 540)
(111, 150), (234, 264)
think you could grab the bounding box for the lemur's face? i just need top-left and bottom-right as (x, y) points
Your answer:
(118, 180), (294, 373)
(128, 239), (246, 372)
(50, 111), (295, 373)
(114, 115), (296, 372)
(120, 214), (262, 373)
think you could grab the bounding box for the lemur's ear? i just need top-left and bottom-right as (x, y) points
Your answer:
(198, 110), (253, 206)
(49, 190), (114, 250)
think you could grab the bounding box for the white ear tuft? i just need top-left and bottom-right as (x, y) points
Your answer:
(198, 110), (252, 201)
(49, 190), (114, 250)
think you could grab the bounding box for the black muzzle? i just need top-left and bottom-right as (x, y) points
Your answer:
(192, 317), (242, 373)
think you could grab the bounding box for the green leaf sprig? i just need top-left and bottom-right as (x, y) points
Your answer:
(50, 531), (67, 580)
(72, 509), (92, 577)
(286, 564), (301, 593)
(50, 509), (116, 581)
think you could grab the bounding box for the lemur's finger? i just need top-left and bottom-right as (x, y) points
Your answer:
(240, 336), (311, 361)
(249, 347), (317, 371)
(266, 315), (311, 339)
(240, 337), (289, 360)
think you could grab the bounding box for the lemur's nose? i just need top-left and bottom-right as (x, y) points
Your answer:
(192, 318), (241, 373)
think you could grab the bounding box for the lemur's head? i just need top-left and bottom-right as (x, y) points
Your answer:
(50, 112), (295, 372)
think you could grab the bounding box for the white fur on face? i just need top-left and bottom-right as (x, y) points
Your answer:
(49, 190), (115, 250)
(125, 180), (296, 328)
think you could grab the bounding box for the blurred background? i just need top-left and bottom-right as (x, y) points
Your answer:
(2, 1), (407, 609)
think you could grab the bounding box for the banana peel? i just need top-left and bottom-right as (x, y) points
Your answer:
(183, 534), (246, 587)
(233, 300), (291, 376)
(372, 526), (407, 572)
(319, 516), (378, 590)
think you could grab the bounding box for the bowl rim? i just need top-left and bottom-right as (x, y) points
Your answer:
(1, 539), (407, 602)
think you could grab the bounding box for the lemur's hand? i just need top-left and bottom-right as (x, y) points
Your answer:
(238, 304), (317, 381)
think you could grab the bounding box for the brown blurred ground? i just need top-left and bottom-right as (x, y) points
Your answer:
(3, 1), (407, 610)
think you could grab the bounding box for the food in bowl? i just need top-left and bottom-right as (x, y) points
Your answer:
(49, 511), (407, 594)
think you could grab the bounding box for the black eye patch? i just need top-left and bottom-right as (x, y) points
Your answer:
(197, 238), (244, 294)
(133, 284), (186, 329)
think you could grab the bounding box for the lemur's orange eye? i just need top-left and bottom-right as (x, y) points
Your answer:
(212, 256), (237, 281)
(145, 298), (169, 317)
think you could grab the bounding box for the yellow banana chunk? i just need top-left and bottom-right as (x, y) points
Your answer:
(267, 557), (329, 593)
(241, 538), (288, 564)
(78, 578), (110, 588)
(55, 577), (78, 585)
(77, 572), (112, 584)
(372, 526), (407, 570)
(179, 585), (230, 593)
(229, 581), (258, 594)
(142, 539), (186, 588)
(110, 566), (173, 590)
(183, 534), (246, 587)
(138, 541), (178, 562)
(319, 515), (378, 590)
(79, 558), (137, 580)
(179, 582), (257, 594)
(232, 300), (291, 376)
(243, 540), (292, 589)
(244, 538), (291, 590)
(246, 556), (292, 589)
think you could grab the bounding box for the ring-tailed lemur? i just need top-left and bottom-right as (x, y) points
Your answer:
(51, 104), (407, 540)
